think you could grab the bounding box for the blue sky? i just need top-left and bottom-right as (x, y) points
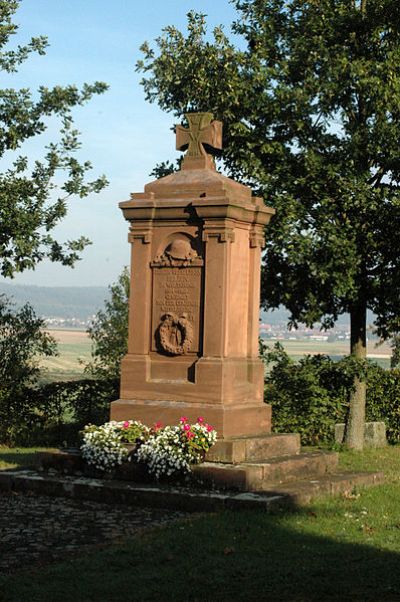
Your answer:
(1, 0), (238, 286)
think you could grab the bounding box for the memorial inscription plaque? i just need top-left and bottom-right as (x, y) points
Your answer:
(152, 266), (202, 354)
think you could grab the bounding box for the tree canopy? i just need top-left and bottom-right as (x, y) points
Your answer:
(137, 0), (400, 448)
(0, 0), (108, 278)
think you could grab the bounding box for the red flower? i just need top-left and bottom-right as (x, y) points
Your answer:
(122, 421), (130, 429)
(197, 416), (204, 424)
(186, 431), (195, 439)
(180, 416), (188, 424)
(183, 423), (191, 431)
(154, 421), (163, 431)
(206, 424), (214, 432)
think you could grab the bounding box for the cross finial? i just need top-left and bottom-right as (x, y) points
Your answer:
(176, 112), (222, 170)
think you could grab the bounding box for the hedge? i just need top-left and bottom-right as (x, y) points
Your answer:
(0, 378), (119, 447)
(264, 343), (400, 445)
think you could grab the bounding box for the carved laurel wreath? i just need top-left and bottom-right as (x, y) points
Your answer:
(158, 312), (193, 355)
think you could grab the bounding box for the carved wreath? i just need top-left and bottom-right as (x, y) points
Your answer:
(158, 312), (194, 355)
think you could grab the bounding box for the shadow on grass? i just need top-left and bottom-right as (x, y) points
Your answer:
(0, 509), (399, 601)
(0, 447), (51, 470)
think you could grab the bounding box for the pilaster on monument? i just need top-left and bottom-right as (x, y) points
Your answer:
(111, 112), (275, 439)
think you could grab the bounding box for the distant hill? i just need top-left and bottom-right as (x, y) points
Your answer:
(0, 283), (109, 320)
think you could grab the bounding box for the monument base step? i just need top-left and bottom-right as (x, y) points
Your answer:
(192, 451), (339, 491)
(0, 470), (384, 511)
(36, 448), (338, 492)
(205, 433), (301, 464)
(265, 471), (384, 505)
(38, 432), (302, 473)
(34, 443), (384, 503)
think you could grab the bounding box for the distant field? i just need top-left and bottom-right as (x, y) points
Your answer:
(267, 338), (392, 357)
(38, 329), (393, 383)
(39, 329), (92, 383)
(264, 338), (392, 369)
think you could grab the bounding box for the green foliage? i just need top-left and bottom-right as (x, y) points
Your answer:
(0, 0), (108, 277)
(0, 294), (57, 392)
(365, 365), (400, 443)
(149, 159), (180, 180)
(0, 290), (61, 445)
(265, 344), (349, 445)
(86, 267), (130, 379)
(265, 343), (400, 445)
(0, 377), (119, 447)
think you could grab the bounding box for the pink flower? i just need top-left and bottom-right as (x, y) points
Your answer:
(122, 421), (130, 429)
(154, 421), (163, 431)
(197, 416), (204, 424)
(206, 424), (214, 432)
(180, 416), (188, 424)
(186, 431), (195, 439)
(183, 423), (191, 431)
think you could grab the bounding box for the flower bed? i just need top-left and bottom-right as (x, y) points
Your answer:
(80, 417), (217, 479)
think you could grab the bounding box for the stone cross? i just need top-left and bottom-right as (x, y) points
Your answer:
(176, 113), (222, 163)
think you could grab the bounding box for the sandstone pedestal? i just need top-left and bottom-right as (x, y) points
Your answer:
(110, 113), (275, 439)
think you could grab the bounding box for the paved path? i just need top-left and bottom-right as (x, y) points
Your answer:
(0, 491), (185, 575)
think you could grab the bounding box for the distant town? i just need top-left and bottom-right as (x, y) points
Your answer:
(259, 322), (352, 342)
(43, 315), (381, 344)
(44, 316), (97, 330)
(261, 322), (382, 343)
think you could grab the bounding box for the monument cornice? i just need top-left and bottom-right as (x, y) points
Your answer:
(119, 196), (274, 227)
(192, 198), (274, 227)
(142, 168), (252, 204)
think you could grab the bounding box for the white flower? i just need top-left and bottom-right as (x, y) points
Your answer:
(81, 418), (217, 478)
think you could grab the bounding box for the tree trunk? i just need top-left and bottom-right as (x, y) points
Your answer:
(361, 0), (367, 15)
(345, 302), (367, 449)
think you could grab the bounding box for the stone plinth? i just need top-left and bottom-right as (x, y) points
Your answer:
(110, 113), (275, 439)
(335, 422), (387, 448)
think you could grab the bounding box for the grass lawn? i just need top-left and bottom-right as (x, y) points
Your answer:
(0, 446), (52, 470)
(0, 445), (399, 601)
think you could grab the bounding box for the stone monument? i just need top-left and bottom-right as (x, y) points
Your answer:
(35, 112), (384, 498)
(110, 112), (275, 440)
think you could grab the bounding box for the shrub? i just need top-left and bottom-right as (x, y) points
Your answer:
(365, 365), (400, 443)
(0, 297), (57, 391)
(264, 343), (400, 445)
(264, 344), (348, 445)
(86, 268), (129, 380)
(0, 378), (119, 447)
